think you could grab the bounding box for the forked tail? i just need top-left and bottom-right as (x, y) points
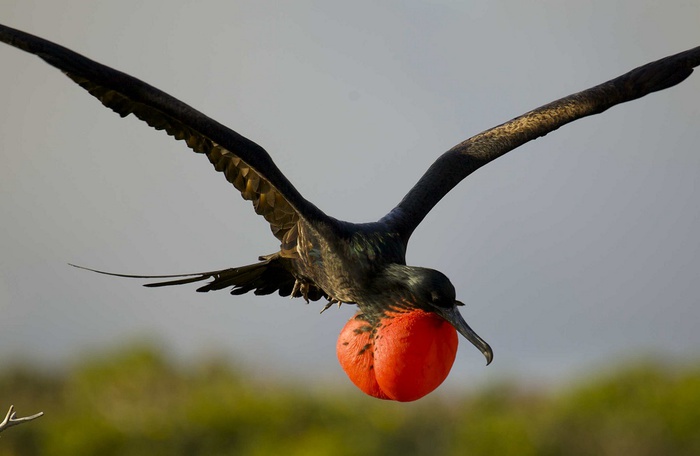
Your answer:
(70, 253), (327, 300)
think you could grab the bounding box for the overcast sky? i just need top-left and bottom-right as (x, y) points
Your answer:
(1, 1), (699, 394)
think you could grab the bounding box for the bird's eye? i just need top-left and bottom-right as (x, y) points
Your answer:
(430, 291), (451, 308)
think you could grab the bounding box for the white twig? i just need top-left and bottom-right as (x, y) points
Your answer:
(0, 405), (43, 434)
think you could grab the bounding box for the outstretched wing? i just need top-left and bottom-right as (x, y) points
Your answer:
(384, 46), (700, 243)
(0, 23), (327, 241)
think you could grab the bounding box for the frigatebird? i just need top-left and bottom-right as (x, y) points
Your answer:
(1, 23), (698, 401)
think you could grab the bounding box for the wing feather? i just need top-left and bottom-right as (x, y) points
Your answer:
(0, 24), (325, 241)
(385, 46), (700, 242)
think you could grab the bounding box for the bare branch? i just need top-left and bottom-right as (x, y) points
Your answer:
(0, 405), (43, 434)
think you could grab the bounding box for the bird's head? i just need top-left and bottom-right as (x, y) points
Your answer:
(400, 266), (493, 365)
(337, 264), (493, 401)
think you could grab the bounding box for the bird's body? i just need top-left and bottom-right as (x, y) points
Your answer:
(294, 220), (402, 305)
(1, 23), (698, 401)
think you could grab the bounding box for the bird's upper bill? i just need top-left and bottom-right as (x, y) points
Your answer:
(435, 304), (493, 365)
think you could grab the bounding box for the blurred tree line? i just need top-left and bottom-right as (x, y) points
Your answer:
(1, 343), (699, 455)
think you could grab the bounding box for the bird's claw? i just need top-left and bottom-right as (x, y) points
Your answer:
(291, 279), (310, 303)
(319, 298), (342, 314)
(0, 405), (43, 434)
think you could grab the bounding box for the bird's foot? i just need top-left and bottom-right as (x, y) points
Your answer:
(0, 405), (43, 434)
(320, 298), (342, 314)
(291, 279), (311, 304)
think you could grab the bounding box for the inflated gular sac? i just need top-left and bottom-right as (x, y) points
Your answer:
(337, 310), (458, 402)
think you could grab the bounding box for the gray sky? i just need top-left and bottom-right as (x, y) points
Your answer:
(1, 1), (699, 393)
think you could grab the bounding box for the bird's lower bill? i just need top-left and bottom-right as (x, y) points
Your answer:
(336, 310), (458, 402)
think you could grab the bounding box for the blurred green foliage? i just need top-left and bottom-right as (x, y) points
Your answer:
(2, 343), (699, 455)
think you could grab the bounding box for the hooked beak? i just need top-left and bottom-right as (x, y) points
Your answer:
(435, 303), (493, 365)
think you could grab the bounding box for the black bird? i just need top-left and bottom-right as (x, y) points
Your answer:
(1, 23), (698, 401)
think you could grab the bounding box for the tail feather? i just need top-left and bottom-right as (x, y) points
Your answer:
(69, 255), (327, 301)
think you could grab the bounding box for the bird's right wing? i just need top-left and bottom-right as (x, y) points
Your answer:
(0, 24), (327, 241)
(384, 46), (700, 243)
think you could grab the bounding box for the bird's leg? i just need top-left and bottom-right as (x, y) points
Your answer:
(291, 279), (310, 304)
(0, 405), (43, 434)
(291, 280), (302, 300)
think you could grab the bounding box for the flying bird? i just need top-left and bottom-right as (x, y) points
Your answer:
(1, 24), (698, 401)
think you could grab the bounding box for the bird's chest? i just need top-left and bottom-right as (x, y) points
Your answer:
(295, 222), (404, 303)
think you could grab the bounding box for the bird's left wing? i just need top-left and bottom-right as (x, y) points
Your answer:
(384, 46), (700, 243)
(0, 23), (327, 241)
